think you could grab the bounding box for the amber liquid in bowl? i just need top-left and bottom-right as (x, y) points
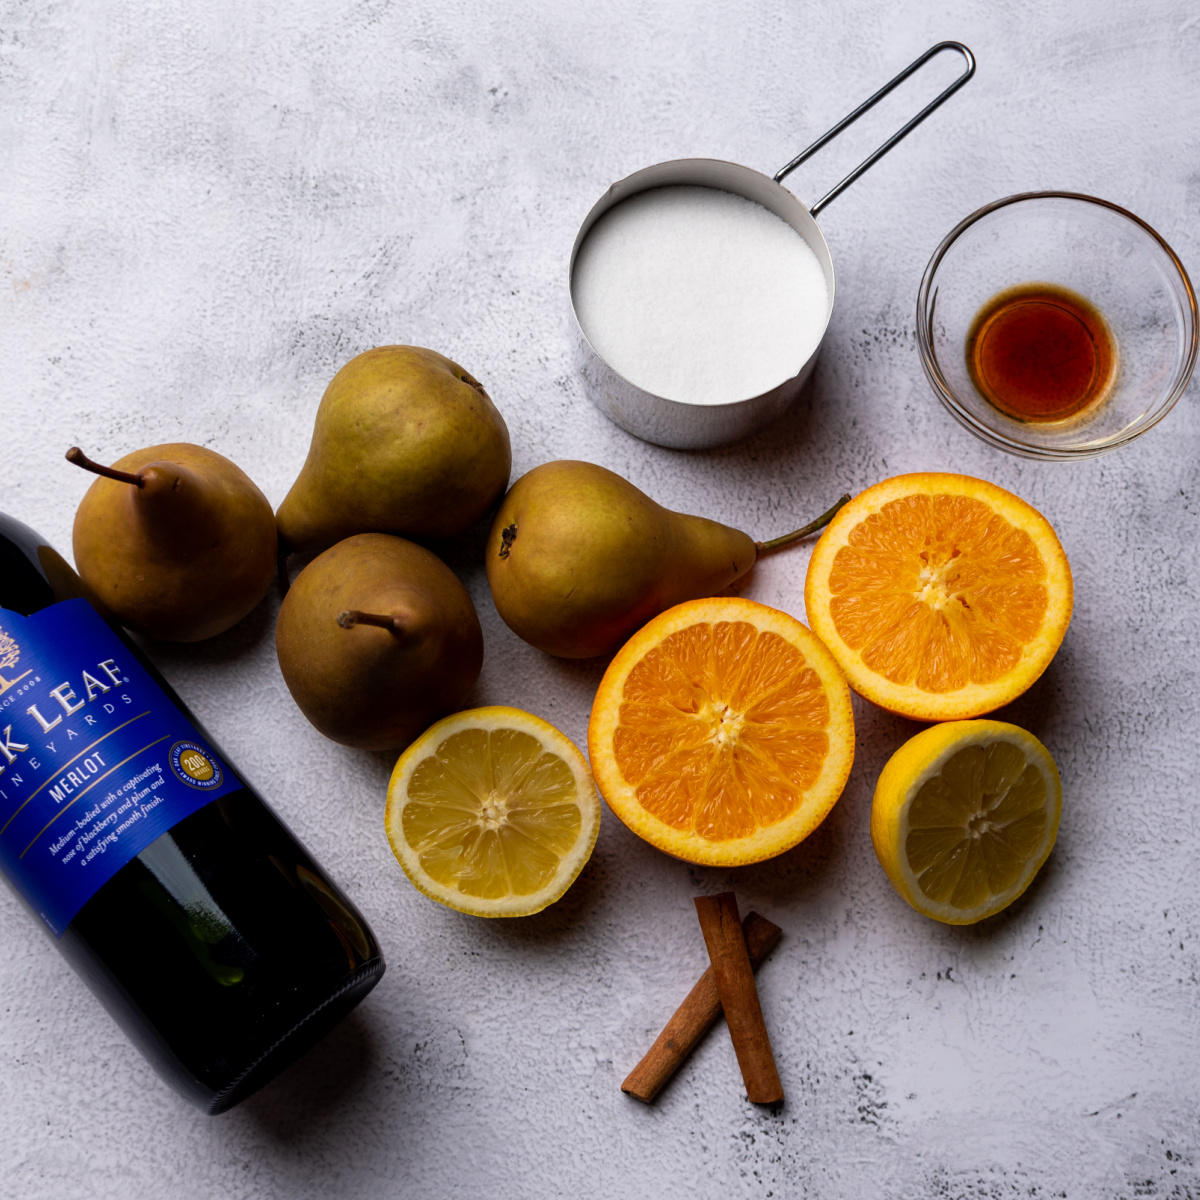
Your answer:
(965, 283), (1116, 422)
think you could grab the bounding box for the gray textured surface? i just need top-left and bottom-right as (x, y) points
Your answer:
(2, 2), (1199, 1197)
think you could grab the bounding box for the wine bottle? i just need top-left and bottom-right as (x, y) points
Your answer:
(0, 511), (384, 1113)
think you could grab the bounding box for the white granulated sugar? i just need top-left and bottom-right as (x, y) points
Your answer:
(572, 186), (829, 405)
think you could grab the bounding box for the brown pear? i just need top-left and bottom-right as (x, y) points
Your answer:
(485, 461), (846, 658)
(276, 346), (512, 555)
(68, 444), (277, 642)
(275, 533), (483, 751)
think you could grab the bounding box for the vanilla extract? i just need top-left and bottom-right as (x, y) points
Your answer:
(966, 283), (1116, 423)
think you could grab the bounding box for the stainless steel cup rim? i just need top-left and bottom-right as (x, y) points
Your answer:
(568, 157), (838, 411)
(568, 41), (976, 449)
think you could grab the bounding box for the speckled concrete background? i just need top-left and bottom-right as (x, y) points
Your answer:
(1, 2), (1198, 1197)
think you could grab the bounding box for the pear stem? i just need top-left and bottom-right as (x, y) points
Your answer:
(338, 610), (401, 634)
(754, 493), (851, 557)
(65, 446), (145, 488)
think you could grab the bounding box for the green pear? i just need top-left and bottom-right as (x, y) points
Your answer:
(275, 533), (483, 751)
(277, 346), (512, 555)
(68, 444), (277, 642)
(485, 461), (846, 658)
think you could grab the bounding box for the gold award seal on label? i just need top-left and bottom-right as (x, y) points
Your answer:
(169, 741), (223, 789)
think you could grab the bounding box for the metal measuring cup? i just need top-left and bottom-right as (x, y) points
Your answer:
(569, 41), (976, 450)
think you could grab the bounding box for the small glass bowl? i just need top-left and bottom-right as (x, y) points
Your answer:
(916, 192), (1197, 460)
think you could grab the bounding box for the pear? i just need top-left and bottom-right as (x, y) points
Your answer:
(67, 444), (277, 642)
(485, 461), (846, 658)
(276, 346), (512, 555)
(275, 533), (483, 751)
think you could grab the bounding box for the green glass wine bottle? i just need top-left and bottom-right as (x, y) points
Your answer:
(0, 511), (384, 1113)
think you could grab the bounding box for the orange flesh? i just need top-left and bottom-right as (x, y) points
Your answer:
(827, 494), (1049, 693)
(612, 620), (830, 842)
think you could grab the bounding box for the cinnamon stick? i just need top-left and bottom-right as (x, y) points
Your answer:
(622, 911), (782, 1103)
(694, 892), (784, 1104)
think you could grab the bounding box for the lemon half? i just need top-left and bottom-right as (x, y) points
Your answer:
(386, 707), (600, 917)
(871, 720), (1062, 925)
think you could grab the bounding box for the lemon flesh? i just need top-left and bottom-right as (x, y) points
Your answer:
(386, 707), (601, 917)
(871, 720), (1062, 924)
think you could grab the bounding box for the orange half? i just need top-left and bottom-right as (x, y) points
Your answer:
(588, 597), (854, 866)
(804, 473), (1073, 721)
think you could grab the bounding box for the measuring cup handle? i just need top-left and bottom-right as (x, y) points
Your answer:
(775, 41), (975, 218)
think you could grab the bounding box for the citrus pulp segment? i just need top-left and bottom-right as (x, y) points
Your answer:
(804, 473), (1072, 720)
(385, 707), (600, 917)
(588, 597), (854, 867)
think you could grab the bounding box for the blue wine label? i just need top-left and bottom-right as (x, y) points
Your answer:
(0, 599), (239, 936)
